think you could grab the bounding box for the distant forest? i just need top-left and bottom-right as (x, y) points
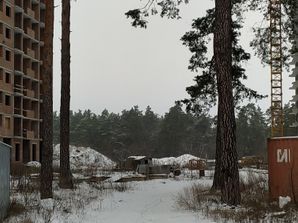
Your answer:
(53, 103), (296, 161)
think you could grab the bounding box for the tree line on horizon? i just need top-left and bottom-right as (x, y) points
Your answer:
(52, 103), (296, 161)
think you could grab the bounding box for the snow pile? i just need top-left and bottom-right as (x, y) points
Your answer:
(128, 156), (146, 160)
(153, 154), (201, 167)
(26, 161), (41, 168)
(153, 157), (176, 165)
(53, 145), (116, 169)
(279, 196), (291, 209)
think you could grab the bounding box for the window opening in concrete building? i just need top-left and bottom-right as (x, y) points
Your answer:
(4, 117), (10, 129)
(15, 34), (22, 50)
(15, 54), (22, 71)
(0, 92), (3, 103)
(0, 114), (2, 127)
(15, 143), (20, 161)
(31, 121), (38, 138)
(5, 72), (10, 84)
(32, 23), (38, 36)
(32, 43), (38, 57)
(3, 138), (11, 146)
(5, 6), (10, 17)
(4, 95), (10, 106)
(0, 1), (3, 12)
(32, 144), (36, 161)
(5, 50), (10, 61)
(23, 140), (30, 162)
(5, 28), (10, 39)
(14, 117), (21, 136)
(15, 13), (22, 29)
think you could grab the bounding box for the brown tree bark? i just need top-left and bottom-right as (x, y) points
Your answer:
(40, 0), (54, 199)
(211, 114), (222, 191)
(214, 0), (240, 205)
(59, 0), (73, 189)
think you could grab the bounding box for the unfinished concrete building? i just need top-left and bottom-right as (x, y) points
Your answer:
(0, 0), (45, 163)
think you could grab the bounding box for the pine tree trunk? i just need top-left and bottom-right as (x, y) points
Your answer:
(214, 0), (240, 205)
(212, 113), (222, 191)
(59, 0), (73, 189)
(40, 0), (54, 199)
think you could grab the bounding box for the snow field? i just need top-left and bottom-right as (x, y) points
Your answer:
(83, 179), (215, 223)
(6, 176), (215, 223)
(6, 146), (273, 223)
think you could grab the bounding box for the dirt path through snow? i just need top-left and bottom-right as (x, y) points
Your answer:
(83, 179), (215, 223)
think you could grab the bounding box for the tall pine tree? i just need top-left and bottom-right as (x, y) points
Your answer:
(59, 0), (73, 189)
(40, 0), (54, 199)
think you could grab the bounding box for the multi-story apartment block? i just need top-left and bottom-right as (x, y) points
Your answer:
(0, 0), (45, 163)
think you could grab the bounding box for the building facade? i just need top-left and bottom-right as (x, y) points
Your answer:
(0, 0), (44, 163)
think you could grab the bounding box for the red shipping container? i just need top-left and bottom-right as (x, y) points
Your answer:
(268, 137), (298, 200)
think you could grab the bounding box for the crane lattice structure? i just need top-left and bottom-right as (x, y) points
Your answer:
(270, 0), (283, 137)
(290, 1), (298, 130)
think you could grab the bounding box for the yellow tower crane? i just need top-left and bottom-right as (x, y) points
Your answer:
(270, 0), (283, 137)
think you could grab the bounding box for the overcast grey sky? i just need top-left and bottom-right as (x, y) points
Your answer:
(52, 0), (293, 115)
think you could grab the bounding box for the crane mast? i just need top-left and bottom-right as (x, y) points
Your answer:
(270, 0), (283, 137)
(290, 1), (298, 129)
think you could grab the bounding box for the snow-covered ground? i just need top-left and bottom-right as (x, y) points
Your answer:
(80, 178), (214, 223)
(7, 145), (218, 223)
(6, 147), (274, 223)
(6, 174), (215, 223)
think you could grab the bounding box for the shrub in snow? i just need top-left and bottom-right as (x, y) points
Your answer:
(177, 170), (298, 222)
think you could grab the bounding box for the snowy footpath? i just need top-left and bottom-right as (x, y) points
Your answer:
(79, 179), (214, 223)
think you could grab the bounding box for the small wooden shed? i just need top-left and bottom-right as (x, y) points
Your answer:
(122, 156), (152, 171)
